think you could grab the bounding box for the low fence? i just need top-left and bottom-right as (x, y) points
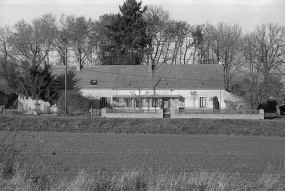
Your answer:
(102, 108), (163, 118)
(178, 108), (260, 115)
(1, 108), (12, 114)
(172, 108), (264, 120)
(90, 109), (101, 117)
(2, 107), (265, 120)
(101, 107), (264, 119)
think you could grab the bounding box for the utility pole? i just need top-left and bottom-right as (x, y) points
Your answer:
(65, 46), (68, 115)
(153, 78), (161, 112)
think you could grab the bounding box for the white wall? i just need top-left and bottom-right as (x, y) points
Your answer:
(17, 89), (242, 112)
(81, 88), (242, 109)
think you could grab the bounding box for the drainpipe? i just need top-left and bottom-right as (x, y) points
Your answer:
(220, 89), (222, 109)
(110, 88), (113, 108)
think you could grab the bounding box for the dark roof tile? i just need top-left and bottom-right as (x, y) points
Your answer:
(50, 64), (224, 90)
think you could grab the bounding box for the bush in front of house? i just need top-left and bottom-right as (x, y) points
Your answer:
(258, 98), (278, 112)
(56, 92), (90, 115)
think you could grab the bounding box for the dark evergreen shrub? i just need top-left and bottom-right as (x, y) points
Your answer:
(258, 99), (277, 112)
(56, 92), (90, 115)
(15, 65), (58, 104)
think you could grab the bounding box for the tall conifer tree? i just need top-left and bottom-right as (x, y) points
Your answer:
(16, 65), (58, 104)
(101, 0), (151, 65)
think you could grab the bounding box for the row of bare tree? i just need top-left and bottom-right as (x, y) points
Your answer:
(0, 5), (285, 108)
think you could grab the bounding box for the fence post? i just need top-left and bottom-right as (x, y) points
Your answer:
(101, 108), (106, 118)
(90, 105), (93, 117)
(259, 109), (264, 120)
(159, 108), (163, 118)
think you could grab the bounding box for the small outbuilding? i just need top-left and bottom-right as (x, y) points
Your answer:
(276, 104), (285, 115)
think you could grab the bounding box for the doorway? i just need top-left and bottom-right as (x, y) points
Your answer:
(162, 98), (170, 118)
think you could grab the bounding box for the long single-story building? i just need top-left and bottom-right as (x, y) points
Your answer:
(276, 104), (285, 115)
(50, 64), (243, 115)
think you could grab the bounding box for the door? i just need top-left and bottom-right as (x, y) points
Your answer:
(162, 98), (170, 118)
(100, 97), (108, 109)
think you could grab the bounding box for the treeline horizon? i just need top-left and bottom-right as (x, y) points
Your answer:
(0, 0), (285, 109)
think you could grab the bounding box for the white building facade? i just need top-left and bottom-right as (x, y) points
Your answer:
(51, 64), (243, 112)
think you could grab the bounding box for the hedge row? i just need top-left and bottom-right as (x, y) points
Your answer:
(1, 115), (285, 136)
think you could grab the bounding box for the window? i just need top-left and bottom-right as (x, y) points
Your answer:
(119, 98), (125, 107)
(199, 97), (206, 108)
(113, 97), (118, 107)
(146, 98), (151, 108)
(54, 80), (60, 87)
(141, 98), (146, 108)
(179, 100), (185, 108)
(152, 98), (161, 107)
(126, 98), (132, 107)
(100, 97), (108, 108)
(90, 80), (97, 86)
(152, 98), (157, 107)
(135, 98), (142, 108)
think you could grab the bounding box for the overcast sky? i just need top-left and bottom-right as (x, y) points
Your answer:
(0, 0), (284, 32)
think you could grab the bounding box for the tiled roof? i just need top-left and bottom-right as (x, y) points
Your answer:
(50, 64), (224, 90)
